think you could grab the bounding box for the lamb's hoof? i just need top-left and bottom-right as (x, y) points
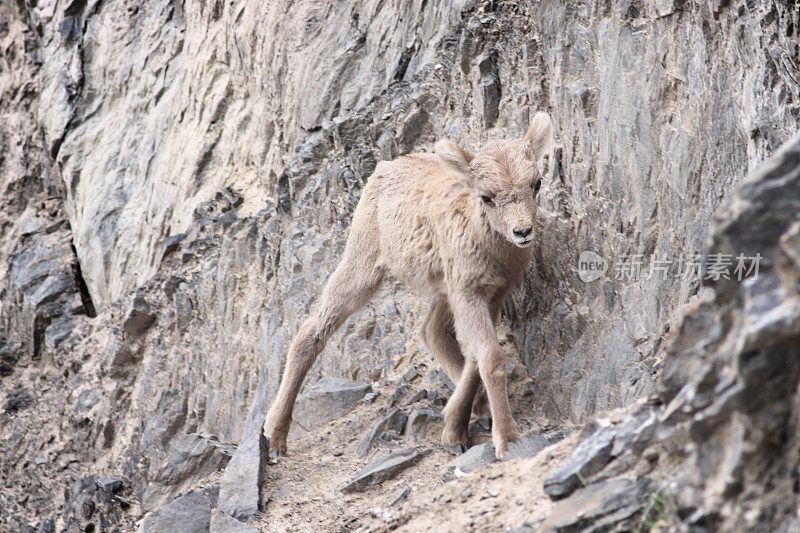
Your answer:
(444, 442), (467, 455)
(441, 424), (469, 453)
(492, 423), (520, 459)
(268, 448), (285, 464)
(494, 443), (507, 459)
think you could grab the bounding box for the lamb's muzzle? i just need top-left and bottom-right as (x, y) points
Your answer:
(513, 235), (534, 247)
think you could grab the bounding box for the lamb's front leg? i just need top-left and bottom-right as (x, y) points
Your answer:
(449, 291), (519, 458)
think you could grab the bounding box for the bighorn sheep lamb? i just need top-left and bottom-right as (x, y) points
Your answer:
(264, 112), (552, 459)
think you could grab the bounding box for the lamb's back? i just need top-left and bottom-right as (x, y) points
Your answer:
(365, 153), (470, 292)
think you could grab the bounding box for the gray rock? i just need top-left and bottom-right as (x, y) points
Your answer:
(122, 295), (156, 335)
(138, 490), (213, 533)
(43, 315), (91, 353)
(141, 434), (233, 511)
(96, 477), (124, 493)
(395, 413), (409, 435)
(62, 477), (132, 533)
(441, 442), (495, 481)
(0, 195), (87, 378)
(358, 408), (402, 457)
(390, 486), (412, 506)
(544, 426), (616, 500)
(293, 378), (371, 430)
(400, 366), (419, 384)
(540, 478), (649, 533)
(0, 343), (21, 378)
(36, 519), (55, 533)
(404, 406), (443, 442)
(162, 233), (189, 260)
(4, 387), (33, 414)
(404, 388), (428, 405)
(218, 365), (270, 522)
(434, 370), (456, 392)
(34, 0), (468, 312)
(363, 392), (379, 405)
(390, 384), (412, 406)
(505, 429), (574, 461)
(477, 50), (500, 128)
(209, 509), (260, 533)
(101, 339), (137, 378)
(442, 429), (572, 481)
(610, 408), (658, 458)
(343, 448), (431, 493)
(397, 109), (431, 152)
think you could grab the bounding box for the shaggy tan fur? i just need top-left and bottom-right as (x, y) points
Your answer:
(264, 112), (552, 459)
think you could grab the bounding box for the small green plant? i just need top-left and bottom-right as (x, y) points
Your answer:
(670, 453), (686, 465)
(576, 471), (588, 488)
(635, 486), (672, 532)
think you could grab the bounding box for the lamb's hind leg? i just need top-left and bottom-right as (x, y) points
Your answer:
(263, 240), (383, 456)
(441, 357), (482, 452)
(422, 296), (489, 420)
(421, 296), (465, 382)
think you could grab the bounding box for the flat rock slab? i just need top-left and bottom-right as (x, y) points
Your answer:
(294, 378), (372, 430)
(210, 509), (260, 533)
(218, 364), (270, 522)
(343, 448), (431, 493)
(142, 433), (234, 511)
(218, 432), (268, 522)
(611, 408), (658, 457)
(137, 490), (214, 533)
(505, 428), (574, 461)
(544, 426), (615, 500)
(441, 440), (497, 481)
(540, 478), (649, 532)
(358, 408), (402, 457)
(441, 428), (573, 481)
(404, 406), (443, 442)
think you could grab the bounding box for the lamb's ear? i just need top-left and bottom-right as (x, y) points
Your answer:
(435, 139), (474, 177)
(523, 112), (552, 161)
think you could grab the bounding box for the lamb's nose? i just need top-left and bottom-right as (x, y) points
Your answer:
(513, 226), (533, 238)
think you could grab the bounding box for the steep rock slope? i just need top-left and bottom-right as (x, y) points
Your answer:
(37, 0), (471, 307)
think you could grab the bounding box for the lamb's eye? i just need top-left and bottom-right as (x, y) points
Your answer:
(481, 195), (494, 204)
(533, 180), (541, 193)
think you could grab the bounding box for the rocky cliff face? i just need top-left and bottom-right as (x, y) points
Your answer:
(0, 0), (798, 531)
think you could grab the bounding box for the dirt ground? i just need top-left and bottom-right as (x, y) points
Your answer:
(258, 416), (576, 532)
(255, 326), (577, 532)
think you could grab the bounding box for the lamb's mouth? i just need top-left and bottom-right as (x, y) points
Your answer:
(513, 235), (534, 248)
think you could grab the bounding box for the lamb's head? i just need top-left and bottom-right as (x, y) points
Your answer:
(435, 112), (552, 248)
